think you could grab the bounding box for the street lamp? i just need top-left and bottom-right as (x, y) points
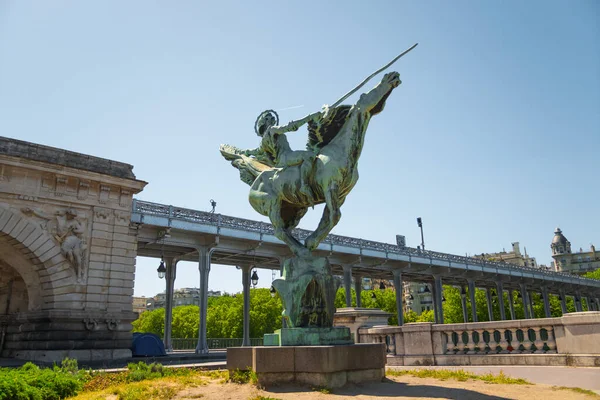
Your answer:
(379, 281), (386, 290)
(157, 259), (166, 279)
(416, 217), (425, 251)
(423, 284), (431, 293)
(270, 285), (276, 297)
(251, 269), (259, 288)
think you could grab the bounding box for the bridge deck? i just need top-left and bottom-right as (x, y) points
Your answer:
(131, 199), (600, 296)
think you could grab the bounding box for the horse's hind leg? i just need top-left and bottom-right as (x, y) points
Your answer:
(305, 183), (342, 250)
(269, 201), (310, 257)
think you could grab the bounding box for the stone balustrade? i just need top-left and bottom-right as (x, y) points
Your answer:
(357, 312), (600, 367)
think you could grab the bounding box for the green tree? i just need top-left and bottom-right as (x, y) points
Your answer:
(583, 268), (600, 280)
(133, 288), (283, 339)
(132, 308), (164, 335)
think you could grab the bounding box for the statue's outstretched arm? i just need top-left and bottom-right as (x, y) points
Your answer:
(271, 111), (321, 135)
(243, 147), (261, 156)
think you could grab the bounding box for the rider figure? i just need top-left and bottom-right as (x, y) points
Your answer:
(244, 110), (320, 198)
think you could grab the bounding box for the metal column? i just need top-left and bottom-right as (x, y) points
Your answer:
(468, 280), (478, 322)
(392, 270), (404, 326)
(163, 258), (177, 352)
(460, 286), (468, 323)
(343, 265), (353, 307)
(528, 291), (536, 318)
(486, 288), (494, 321)
(354, 275), (362, 307)
(559, 290), (567, 315)
(195, 246), (213, 354)
(434, 276), (444, 324)
(241, 265), (251, 346)
(542, 287), (551, 318)
(496, 282), (506, 321)
(508, 289), (516, 320)
(520, 284), (530, 319)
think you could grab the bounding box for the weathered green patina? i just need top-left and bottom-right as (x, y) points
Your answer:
(220, 47), (413, 338)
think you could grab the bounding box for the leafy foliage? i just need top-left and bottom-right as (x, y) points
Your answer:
(0, 359), (85, 400)
(583, 268), (600, 281)
(133, 289), (283, 338)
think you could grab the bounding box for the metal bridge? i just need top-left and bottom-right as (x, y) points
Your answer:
(131, 199), (600, 294)
(131, 199), (600, 352)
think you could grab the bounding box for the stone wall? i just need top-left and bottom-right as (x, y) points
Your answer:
(0, 137), (146, 361)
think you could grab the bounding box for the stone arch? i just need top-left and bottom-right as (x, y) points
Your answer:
(0, 207), (76, 311)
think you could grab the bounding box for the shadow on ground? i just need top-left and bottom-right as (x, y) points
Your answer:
(266, 378), (511, 399)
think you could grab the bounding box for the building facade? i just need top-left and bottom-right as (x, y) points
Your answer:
(132, 296), (149, 315)
(551, 227), (599, 274)
(474, 242), (538, 268)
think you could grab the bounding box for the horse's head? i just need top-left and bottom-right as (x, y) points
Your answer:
(369, 72), (401, 116)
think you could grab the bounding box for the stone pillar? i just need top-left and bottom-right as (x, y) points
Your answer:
(392, 270), (404, 326)
(542, 287), (551, 318)
(342, 265), (352, 307)
(496, 281), (506, 321)
(468, 279), (478, 322)
(486, 288), (494, 321)
(354, 275), (362, 308)
(241, 265), (251, 347)
(163, 258), (177, 352)
(508, 289), (516, 320)
(195, 246), (213, 354)
(560, 291), (567, 315)
(434, 276), (444, 324)
(460, 286), (468, 323)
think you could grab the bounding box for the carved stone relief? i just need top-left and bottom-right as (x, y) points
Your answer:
(21, 206), (89, 281)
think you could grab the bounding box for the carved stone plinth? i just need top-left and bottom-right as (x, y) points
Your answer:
(272, 255), (339, 329)
(227, 344), (386, 388)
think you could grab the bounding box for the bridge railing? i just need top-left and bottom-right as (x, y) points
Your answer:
(358, 311), (600, 366)
(132, 199), (600, 288)
(171, 337), (263, 350)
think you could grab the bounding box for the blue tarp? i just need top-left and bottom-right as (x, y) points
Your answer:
(131, 332), (166, 357)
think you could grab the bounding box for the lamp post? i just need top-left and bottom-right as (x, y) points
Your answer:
(417, 217), (425, 251)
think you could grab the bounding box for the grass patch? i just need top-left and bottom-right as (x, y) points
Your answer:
(248, 396), (282, 400)
(554, 386), (600, 398)
(312, 386), (332, 394)
(387, 368), (530, 385)
(228, 369), (257, 384)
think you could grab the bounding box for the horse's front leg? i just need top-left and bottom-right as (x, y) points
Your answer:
(305, 183), (342, 251)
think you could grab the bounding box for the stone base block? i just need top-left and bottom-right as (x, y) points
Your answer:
(264, 327), (353, 346)
(227, 343), (385, 388)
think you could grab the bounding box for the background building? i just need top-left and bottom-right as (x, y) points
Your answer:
(146, 288), (222, 310)
(132, 296), (150, 315)
(551, 227), (599, 274)
(474, 242), (538, 267)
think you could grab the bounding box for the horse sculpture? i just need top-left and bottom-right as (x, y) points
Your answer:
(220, 71), (401, 256)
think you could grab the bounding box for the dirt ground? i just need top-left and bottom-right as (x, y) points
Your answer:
(174, 375), (596, 400)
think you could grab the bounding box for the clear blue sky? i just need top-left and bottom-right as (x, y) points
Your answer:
(1, 1), (598, 298)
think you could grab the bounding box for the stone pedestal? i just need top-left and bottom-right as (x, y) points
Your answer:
(227, 344), (386, 388)
(334, 307), (392, 342)
(264, 327), (352, 346)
